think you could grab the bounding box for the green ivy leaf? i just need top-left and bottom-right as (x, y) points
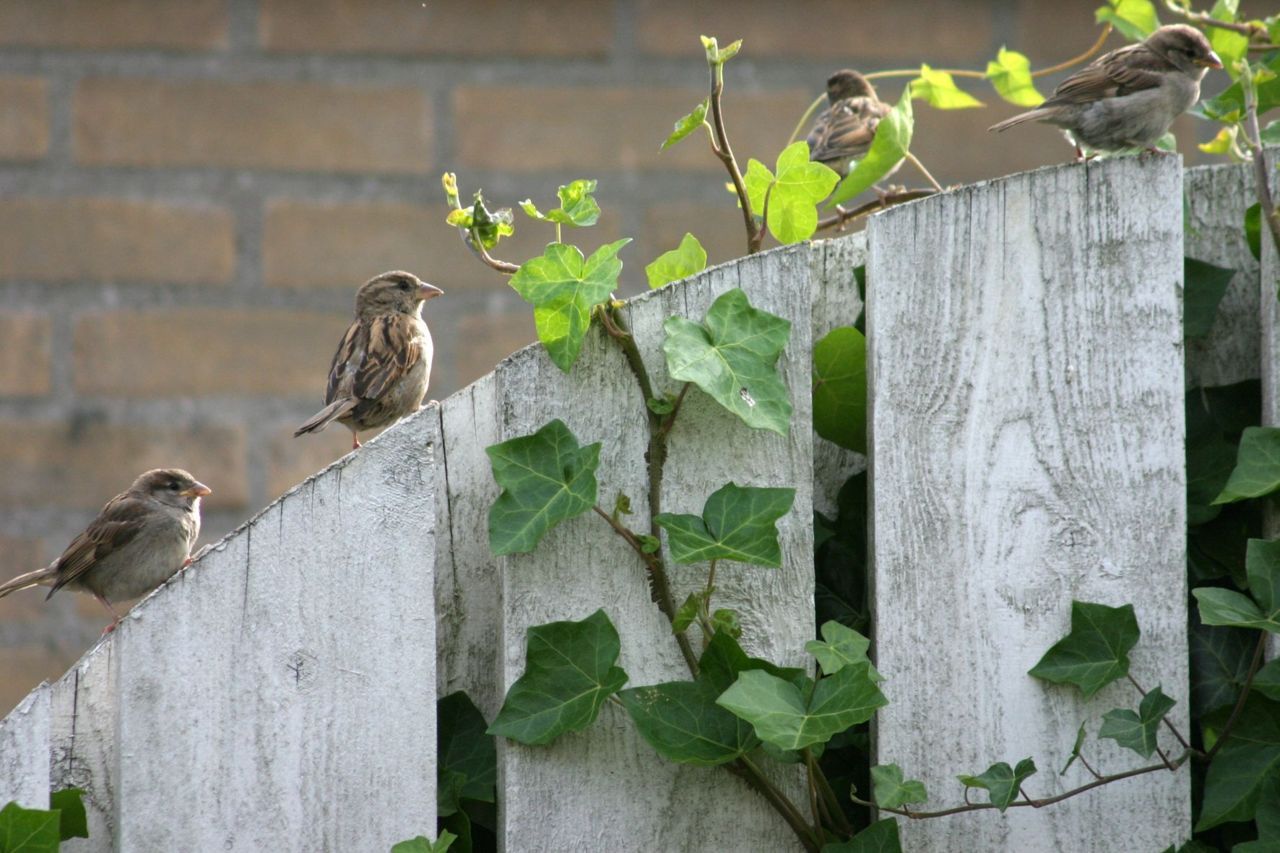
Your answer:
(1208, 0), (1251, 80)
(1256, 771), (1280, 840)
(821, 818), (902, 852)
(619, 679), (759, 767)
(911, 64), (983, 109)
(742, 157), (774, 214)
(438, 692), (496, 817)
(699, 630), (807, 694)
(1195, 695), (1280, 830)
(519, 179), (601, 228)
(828, 87), (913, 208)
(806, 620), (882, 681)
(672, 592), (705, 632)
(812, 326), (867, 453)
(1246, 202), (1262, 262)
(1191, 619), (1256, 715)
(1196, 53), (1280, 123)
(985, 48), (1044, 107)
(49, 789), (88, 841)
(1028, 601), (1140, 698)
(646, 396), (676, 415)
(1094, 0), (1160, 40)
(1213, 427), (1280, 504)
(1184, 257), (1236, 339)
(699, 35), (742, 64)
(1255, 658), (1280, 702)
(0, 801), (61, 853)
(1060, 722), (1088, 774)
(766, 141), (841, 244)
(957, 758), (1038, 813)
(510, 238), (631, 372)
(662, 288), (793, 434)
(716, 662), (887, 751)
(1193, 538), (1280, 633)
(1099, 686), (1177, 758)
(655, 482), (794, 566)
(447, 193), (514, 250)
(645, 233), (708, 289)
(391, 830), (457, 853)
(710, 608), (741, 638)
(488, 609), (629, 745)
(870, 764), (928, 809)
(662, 100), (709, 150)
(1261, 120), (1280, 146)
(485, 419), (600, 555)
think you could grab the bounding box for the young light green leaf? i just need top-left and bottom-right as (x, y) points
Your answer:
(510, 238), (632, 372)
(485, 419), (600, 555)
(663, 288), (793, 434)
(1196, 53), (1280, 123)
(812, 326), (867, 453)
(957, 758), (1038, 812)
(448, 193), (514, 250)
(985, 48), (1044, 107)
(391, 830), (457, 853)
(647, 395), (676, 416)
(1028, 601), (1140, 697)
(1060, 722), (1088, 775)
(710, 608), (741, 639)
(742, 158), (774, 214)
(806, 620), (882, 681)
(662, 99), (709, 150)
(1213, 427), (1280, 504)
(1208, 0), (1250, 79)
(672, 591), (705, 633)
(488, 609), (629, 745)
(1184, 257), (1237, 339)
(700, 35), (742, 65)
(1094, 0), (1160, 40)
(828, 87), (913, 208)
(765, 141), (841, 244)
(619, 680), (759, 766)
(1194, 695), (1280, 830)
(49, 789), (87, 841)
(438, 692), (496, 817)
(645, 233), (708, 289)
(911, 64), (983, 109)
(1099, 686), (1177, 757)
(1198, 126), (1237, 155)
(0, 801), (61, 853)
(655, 482), (795, 566)
(716, 662), (887, 751)
(870, 764), (928, 809)
(519, 179), (601, 228)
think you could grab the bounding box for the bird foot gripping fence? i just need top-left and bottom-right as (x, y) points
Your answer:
(2, 153), (1278, 852)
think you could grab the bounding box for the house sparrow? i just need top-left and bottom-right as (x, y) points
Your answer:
(294, 270), (443, 450)
(989, 24), (1222, 159)
(807, 69), (892, 177)
(0, 468), (210, 632)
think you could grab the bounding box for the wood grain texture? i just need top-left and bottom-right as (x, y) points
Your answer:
(111, 410), (437, 852)
(0, 682), (49, 810)
(1261, 151), (1280, 665)
(1185, 162), (1260, 388)
(489, 246), (812, 851)
(867, 157), (1188, 851)
(50, 644), (116, 852)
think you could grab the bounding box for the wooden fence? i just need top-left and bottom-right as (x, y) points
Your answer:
(0, 153), (1273, 852)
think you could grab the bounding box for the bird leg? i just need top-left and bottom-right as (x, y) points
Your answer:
(350, 431), (362, 450)
(95, 593), (123, 635)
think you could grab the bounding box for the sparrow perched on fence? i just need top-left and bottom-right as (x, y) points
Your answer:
(294, 270), (443, 450)
(0, 468), (210, 632)
(806, 69), (892, 177)
(989, 24), (1222, 159)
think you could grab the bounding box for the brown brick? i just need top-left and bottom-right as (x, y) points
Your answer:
(454, 311), (536, 386)
(0, 535), (48, 623)
(0, 647), (82, 718)
(640, 203), (752, 272)
(0, 198), (234, 284)
(0, 419), (248, 510)
(453, 86), (805, 173)
(73, 308), (350, 397)
(0, 78), (48, 161)
(75, 78), (432, 174)
(265, 423), (354, 501)
(0, 313), (51, 395)
(636, 0), (993, 64)
(0, 0), (227, 50)
(261, 0), (610, 57)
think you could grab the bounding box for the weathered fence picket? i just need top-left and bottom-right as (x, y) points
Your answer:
(0, 683), (50, 810)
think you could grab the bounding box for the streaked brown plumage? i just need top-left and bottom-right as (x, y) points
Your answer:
(0, 468), (210, 632)
(294, 270), (443, 450)
(806, 70), (892, 177)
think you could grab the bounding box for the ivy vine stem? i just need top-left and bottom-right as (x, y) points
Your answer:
(807, 748), (854, 837)
(732, 755), (822, 852)
(1161, 2), (1269, 39)
(1124, 672), (1191, 751)
(813, 188), (937, 233)
(1239, 62), (1280, 264)
(705, 58), (762, 255)
(1205, 630), (1268, 763)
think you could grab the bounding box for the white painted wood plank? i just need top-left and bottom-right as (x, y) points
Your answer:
(0, 682), (50, 810)
(50, 643), (117, 852)
(113, 410), (438, 852)
(1260, 150), (1280, 663)
(868, 157), (1188, 851)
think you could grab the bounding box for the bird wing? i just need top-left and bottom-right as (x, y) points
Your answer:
(351, 314), (424, 401)
(808, 97), (887, 163)
(1043, 43), (1171, 107)
(49, 493), (151, 594)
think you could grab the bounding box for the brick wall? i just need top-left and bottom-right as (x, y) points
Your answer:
(0, 0), (1212, 714)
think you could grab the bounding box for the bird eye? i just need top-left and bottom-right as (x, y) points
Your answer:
(399, 280), (412, 291)
(168, 482), (180, 490)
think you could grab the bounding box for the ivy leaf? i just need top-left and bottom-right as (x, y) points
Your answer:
(438, 692), (496, 817)
(519, 179), (601, 228)
(1198, 126), (1237, 155)
(1094, 0), (1160, 40)
(662, 100), (709, 151)
(510, 239), (631, 372)
(716, 662), (887, 751)
(672, 591), (705, 633)
(985, 48), (1044, 107)
(821, 818), (902, 852)
(1195, 695), (1280, 830)
(1099, 686), (1177, 758)
(700, 35), (742, 65)
(0, 801), (61, 853)
(806, 620), (882, 681)
(1213, 427), (1280, 504)
(1028, 601), (1140, 698)
(619, 679), (759, 767)
(447, 192), (514, 250)
(488, 609), (629, 745)
(655, 482), (795, 566)
(1261, 120), (1280, 146)
(662, 288), (793, 435)
(1196, 53), (1280, 123)
(957, 758), (1038, 813)
(699, 629), (806, 694)
(1060, 722), (1088, 774)
(1190, 619), (1256, 716)
(911, 64), (983, 109)
(828, 87), (913, 208)
(742, 157), (774, 214)
(870, 764), (928, 809)
(1193, 538), (1280, 633)
(486, 419), (600, 556)
(1208, 0), (1251, 79)
(1246, 203), (1262, 262)
(766, 141), (841, 244)
(391, 831), (457, 853)
(645, 233), (708, 290)
(49, 789), (88, 841)
(1255, 658), (1280, 702)
(1184, 257), (1236, 339)
(710, 608), (741, 638)
(812, 326), (867, 453)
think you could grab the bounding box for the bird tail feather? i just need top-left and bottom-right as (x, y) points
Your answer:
(0, 566), (56, 598)
(988, 110), (1051, 132)
(294, 398), (359, 437)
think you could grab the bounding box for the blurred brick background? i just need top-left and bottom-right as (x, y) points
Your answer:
(0, 0), (1218, 713)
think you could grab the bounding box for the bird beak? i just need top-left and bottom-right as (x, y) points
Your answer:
(181, 482), (212, 498)
(1199, 50), (1223, 69)
(418, 282), (444, 301)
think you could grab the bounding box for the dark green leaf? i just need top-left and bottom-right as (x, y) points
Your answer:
(1261, 120), (1280, 146)
(806, 620), (881, 681)
(957, 758), (1037, 812)
(390, 830), (457, 853)
(519, 179), (601, 228)
(1028, 601), (1140, 697)
(672, 592), (703, 633)
(1196, 54), (1280, 122)
(821, 818), (902, 852)
(828, 88), (913, 208)
(0, 802), (61, 853)
(1195, 696), (1280, 830)
(911, 64), (983, 109)
(49, 789), (87, 841)
(1060, 722), (1088, 774)
(488, 609), (628, 745)
(710, 608), (741, 638)
(1190, 618), (1257, 715)
(985, 48), (1044, 107)
(619, 679), (758, 766)
(645, 233), (707, 289)
(1195, 538), (1280, 633)
(698, 630), (806, 694)
(870, 764), (928, 808)
(646, 396), (675, 415)
(1098, 685), (1176, 757)
(438, 692), (496, 817)
(662, 288), (793, 434)
(438, 810), (472, 853)
(812, 326), (867, 453)
(510, 239), (632, 372)
(1246, 203), (1262, 262)
(1257, 771), (1280, 838)
(662, 99), (709, 150)
(1094, 0), (1160, 40)
(1184, 257), (1237, 339)
(1255, 658), (1280, 701)
(655, 482), (795, 566)
(766, 141), (841, 244)
(486, 419), (600, 556)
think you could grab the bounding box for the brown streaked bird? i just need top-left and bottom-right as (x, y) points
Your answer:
(294, 270), (443, 450)
(0, 468), (210, 633)
(989, 24), (1222, 159)
(806, 69), (893, 178)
